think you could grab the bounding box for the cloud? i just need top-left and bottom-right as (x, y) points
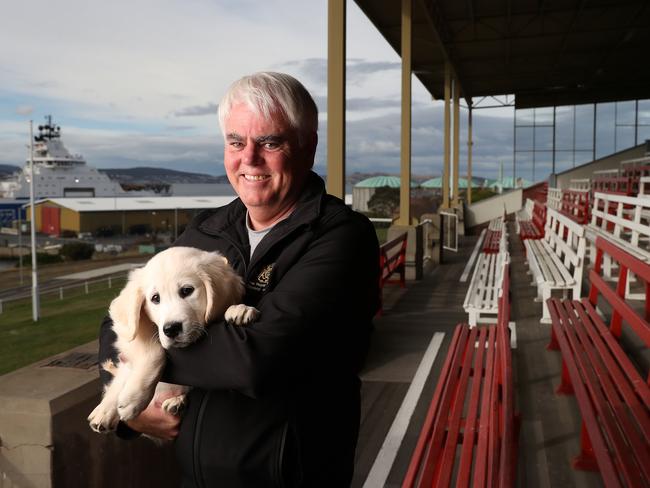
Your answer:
(171, 103), (218, 117)
(279, 57), (401, 89)
(15, 105), (33, 116)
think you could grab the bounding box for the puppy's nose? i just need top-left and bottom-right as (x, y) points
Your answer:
(163, 322), (183, 338)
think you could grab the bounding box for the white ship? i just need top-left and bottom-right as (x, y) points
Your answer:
(0, 117), (142, 199)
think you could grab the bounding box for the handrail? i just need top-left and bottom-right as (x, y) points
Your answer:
(378, 232), (408, 315)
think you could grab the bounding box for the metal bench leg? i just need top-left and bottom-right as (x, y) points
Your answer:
(540, 287), (552, 324)
(572, 422), (599, 472)
(547, 325), (560, 351)
(469, 310), (477, 328)
(556, 360), (574, 395)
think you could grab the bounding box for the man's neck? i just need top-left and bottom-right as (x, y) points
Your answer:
(247, 203), (297, 231)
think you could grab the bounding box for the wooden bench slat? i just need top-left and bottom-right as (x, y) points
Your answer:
(473, 325), (498, 487)
(417, 325), (477, 486)
(547, 236), (650, 486)
(402, 325), (468, 487)
(457, 327), (491, 485)
(568, 302), (650, 484)
(548, 300), (626, 488)
(576, 301), (650, 449)
(555, 300), (647, 487)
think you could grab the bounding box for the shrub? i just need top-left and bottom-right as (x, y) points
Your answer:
(60, 242), (95, 261)
(20, 253), (64, 266)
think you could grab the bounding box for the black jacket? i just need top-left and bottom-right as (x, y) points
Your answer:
(99, 172), (380, 487)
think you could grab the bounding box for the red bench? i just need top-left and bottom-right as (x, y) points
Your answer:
(378, 232), (407, 315)
(520, 200), (546, 241)
(547, 236), (650, 487)
(560, 189), (590, 225)
(403, 264), (517, 487)
(483, 229), (502, 253)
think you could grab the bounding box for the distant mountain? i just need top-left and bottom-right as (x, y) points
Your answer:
(99, 167), (229, 184)
(0, 164), (20, 179)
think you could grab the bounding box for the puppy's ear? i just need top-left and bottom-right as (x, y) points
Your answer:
(198, 253), (245, 324)
(109, 268), (150, 341)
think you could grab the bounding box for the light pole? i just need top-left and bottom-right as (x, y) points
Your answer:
(28, 120), (40, 321)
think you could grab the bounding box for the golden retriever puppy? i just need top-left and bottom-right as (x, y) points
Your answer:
(88, 246), (258, 437)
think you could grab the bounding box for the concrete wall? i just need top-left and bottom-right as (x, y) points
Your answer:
(554, 143), (647, 189)
(352, 187), (374, 212)
(0, 342), (180, 487)
(464, 189), (523, 228)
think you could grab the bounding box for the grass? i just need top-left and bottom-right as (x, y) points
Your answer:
(0, 278), (126, 375)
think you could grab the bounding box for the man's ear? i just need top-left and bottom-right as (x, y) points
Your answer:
(109, 268), (148, 341)
(199, 253), (245, 324)
(306, 131), (318, 169)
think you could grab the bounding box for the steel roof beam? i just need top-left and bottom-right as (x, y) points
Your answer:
(418, 0), (471, 103)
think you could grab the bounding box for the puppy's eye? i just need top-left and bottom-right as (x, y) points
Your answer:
(151, 293), (160, 304)
(179, 286), (194, 298)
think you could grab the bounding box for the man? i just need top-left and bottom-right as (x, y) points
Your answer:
(99, 72), (380, 487)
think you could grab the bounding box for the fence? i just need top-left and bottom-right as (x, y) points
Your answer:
(0, 273), (129, 315)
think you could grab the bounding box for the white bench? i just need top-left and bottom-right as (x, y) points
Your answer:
(547, 187), (562, 211)
(463, 250), (509, 327)
(587, 191), (650, 297)
(464, 217), (508, 326)
(524, 207), (586, 324)
(569, 178), (590, 191)
(587, 192), (650, 263)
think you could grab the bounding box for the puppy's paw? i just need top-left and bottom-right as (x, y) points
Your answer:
(225, 304), (260, 326)
(88, 403), (120, 433)
(117, 389), (151, 422)
(162, 395), (186, 416)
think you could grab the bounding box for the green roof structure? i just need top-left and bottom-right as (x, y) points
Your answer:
(354, 175), (418, 188)
(421, 177), (477, 188)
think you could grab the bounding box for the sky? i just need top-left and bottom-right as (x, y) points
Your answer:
(2, 0), (645, 182)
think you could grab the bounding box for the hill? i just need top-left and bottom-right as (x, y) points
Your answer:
(0, 164), (20, 178)
(99, 167), (229, 184)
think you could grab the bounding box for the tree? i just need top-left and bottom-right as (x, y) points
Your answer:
(367, 186), (400, 217)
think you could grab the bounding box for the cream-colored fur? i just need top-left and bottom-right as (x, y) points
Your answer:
(88, 246), (259, 438)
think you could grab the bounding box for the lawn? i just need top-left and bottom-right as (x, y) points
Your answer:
(0, 278), (126, 375)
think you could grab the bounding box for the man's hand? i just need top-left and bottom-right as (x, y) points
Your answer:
(125, 389), (182, 441)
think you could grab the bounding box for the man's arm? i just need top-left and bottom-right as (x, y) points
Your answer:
(164, 212), (380, 398)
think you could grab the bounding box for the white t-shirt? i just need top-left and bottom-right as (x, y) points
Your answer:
(246, 211), (274, 258)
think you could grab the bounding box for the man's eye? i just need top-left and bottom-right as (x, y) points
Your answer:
(229, 141), (244, 148)
(179, 286), (194, 298)
(151, 293), (160, 304)
(263, 142), (279, 149)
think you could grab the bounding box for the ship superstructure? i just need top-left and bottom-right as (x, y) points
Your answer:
(0, 116), (131, 199)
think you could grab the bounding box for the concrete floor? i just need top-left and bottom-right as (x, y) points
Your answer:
(353, 221), (604, 488)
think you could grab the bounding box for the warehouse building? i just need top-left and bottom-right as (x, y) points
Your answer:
(23, 196), (237, 237)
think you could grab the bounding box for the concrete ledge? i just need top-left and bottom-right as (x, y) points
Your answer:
(0, 342), (180, 487)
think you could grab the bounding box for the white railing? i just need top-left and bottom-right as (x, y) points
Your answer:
(0, 273), (128, 314)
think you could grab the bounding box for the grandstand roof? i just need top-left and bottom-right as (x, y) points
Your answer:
(354, 0), (650, 108)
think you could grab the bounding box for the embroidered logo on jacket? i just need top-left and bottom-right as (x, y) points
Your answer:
(248, 263), (274, 292)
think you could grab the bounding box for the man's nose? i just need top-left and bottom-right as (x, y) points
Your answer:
(241, 143), (261, 165)
(163, 322), (183, 338)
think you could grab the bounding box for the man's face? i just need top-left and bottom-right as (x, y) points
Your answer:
(223, 103), (313, 223)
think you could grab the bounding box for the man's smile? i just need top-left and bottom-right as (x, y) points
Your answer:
(243, 174), (271, 181)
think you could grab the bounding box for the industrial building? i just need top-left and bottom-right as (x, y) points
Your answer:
(23, 196), (237, 237)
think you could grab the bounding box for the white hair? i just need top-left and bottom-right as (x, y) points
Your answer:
(218, 72), (318, 147)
